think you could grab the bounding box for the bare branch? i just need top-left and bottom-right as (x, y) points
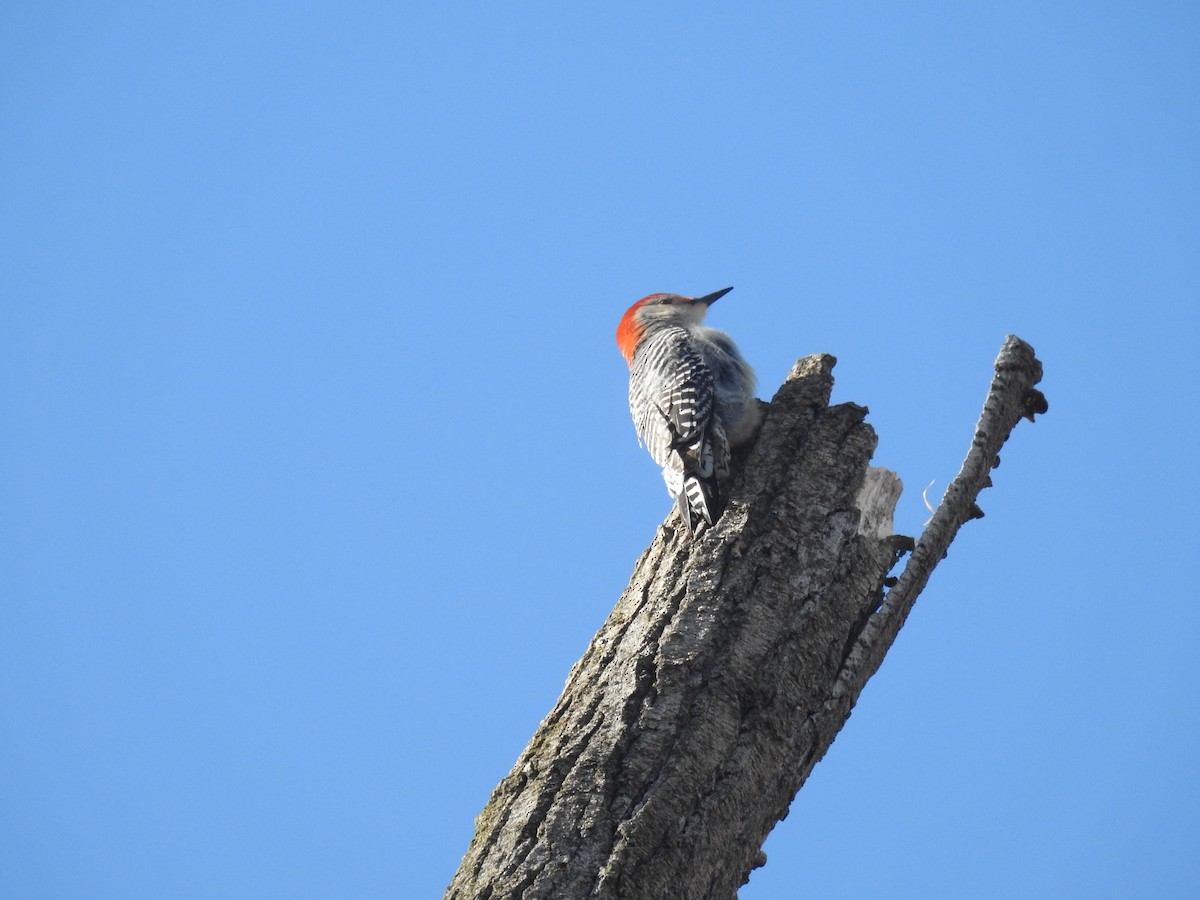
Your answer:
(833, 334), (1046, 701)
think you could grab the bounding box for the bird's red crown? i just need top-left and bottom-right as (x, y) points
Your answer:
(616, 294), (673, 365)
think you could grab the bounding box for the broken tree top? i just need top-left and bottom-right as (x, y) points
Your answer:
(447, 335), (1046, 900)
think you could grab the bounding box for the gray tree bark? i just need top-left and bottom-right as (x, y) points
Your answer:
(446, 336), (1046, 900)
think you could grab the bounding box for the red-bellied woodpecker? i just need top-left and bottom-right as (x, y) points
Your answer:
(616, 287), (761, 533)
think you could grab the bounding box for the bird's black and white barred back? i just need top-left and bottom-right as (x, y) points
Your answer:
(628, 325), (726, 530)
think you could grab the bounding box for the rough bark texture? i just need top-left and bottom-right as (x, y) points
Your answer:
(446, 336), (1046, 900)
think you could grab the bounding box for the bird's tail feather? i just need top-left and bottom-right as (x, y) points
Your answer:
(679, 473), (719, 533)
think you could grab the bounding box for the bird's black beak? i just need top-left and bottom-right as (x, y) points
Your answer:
(695, 286), (734, 306)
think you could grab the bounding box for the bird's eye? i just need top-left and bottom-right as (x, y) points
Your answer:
(657, 298), (673, 305)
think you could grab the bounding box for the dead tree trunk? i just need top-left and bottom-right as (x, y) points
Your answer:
(446, 336), (1046, 900)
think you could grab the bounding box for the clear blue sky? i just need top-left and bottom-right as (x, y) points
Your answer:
(3, 4), (1198, 898)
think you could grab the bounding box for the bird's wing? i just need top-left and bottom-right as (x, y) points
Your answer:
(629, 327), (714, 470)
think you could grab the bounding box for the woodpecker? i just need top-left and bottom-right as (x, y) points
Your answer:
(616, 287), (760, 533)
